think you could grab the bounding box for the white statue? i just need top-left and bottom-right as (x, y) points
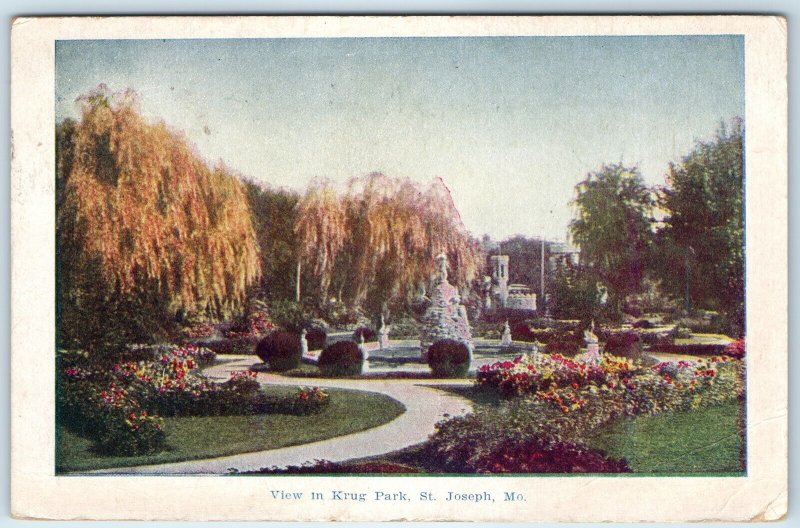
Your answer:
(501, 320), (512, 347)
(300, 328), (308, 355)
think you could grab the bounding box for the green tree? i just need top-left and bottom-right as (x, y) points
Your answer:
(569, 163), (655, 316)
(655, 119), (744, 334)
(243, 180), (301, 301)
(550, 263), (603, 322)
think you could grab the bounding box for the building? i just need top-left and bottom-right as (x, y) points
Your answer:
(486, 255), (537, 311)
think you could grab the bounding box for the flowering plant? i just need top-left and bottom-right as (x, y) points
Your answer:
(725, 338), (745, 359)
(434, 350), (745, 473)
(288, 386), (330, 415)
(224, 311), (275, 338)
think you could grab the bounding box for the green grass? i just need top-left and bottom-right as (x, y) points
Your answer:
(674, 333), (734, 345)
(584, 401), (744, 474)
(57, 386), (405, 473)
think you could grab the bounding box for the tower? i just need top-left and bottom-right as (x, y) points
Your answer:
(489, 255), (509, 306)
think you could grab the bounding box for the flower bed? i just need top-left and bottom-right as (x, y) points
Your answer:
(432, 351), (744, 473)
(58, 344), (332, 456)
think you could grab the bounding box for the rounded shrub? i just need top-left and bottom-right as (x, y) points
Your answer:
(318, 341), (364, 377)
(604, 332), (643, 359)
(352, 326), (377, 343)
(255, 331), (301, 372)
(427, 339), (471, 378)
(544, 338), (581, 356)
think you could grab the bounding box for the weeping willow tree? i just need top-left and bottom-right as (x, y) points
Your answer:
(294, 172), (480, 316)
(57, 85), (260, 353)
(293, 179), (348, 302)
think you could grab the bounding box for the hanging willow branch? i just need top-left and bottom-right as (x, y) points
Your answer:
(58, 85), (261, 315)
(295, 171), (480, 310)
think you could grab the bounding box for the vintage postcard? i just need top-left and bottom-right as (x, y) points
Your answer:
(10, 16), (787, 521)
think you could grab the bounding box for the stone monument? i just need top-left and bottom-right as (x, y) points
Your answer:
(500, 320), (513, 347)
(419, 252), (474, 362)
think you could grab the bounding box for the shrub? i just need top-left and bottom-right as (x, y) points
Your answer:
(390, 317), (421, 339)
(469, 436), (630, 474)
(319, 341), (364, 377)
(545, 338), (581, 356)
(725, 338), (745, 359)
(427, 339), (471, 378)
(352, 326), (377, 343)
(255, 332), (301, 371)
(57, 380), (166, 456)
(224, 311), (274, 338)
(604, 333), (642, 359)
(270, 386), (330, 415)
(651, 343), (728, 356)
(510, 323), (535, 342)
(248, 460), (419, 474)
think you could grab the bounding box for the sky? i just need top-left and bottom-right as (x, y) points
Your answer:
(55, 36), (744, 242)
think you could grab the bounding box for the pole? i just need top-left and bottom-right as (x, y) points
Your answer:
(540, 238), (545, 309)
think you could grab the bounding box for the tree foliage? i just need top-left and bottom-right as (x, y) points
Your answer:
(569, 164), (655, 314)
(243, 180), (301, 301)
(655, 119), (744, 332)
(57, 85), (260, 350)
(294, 172), (481, 316)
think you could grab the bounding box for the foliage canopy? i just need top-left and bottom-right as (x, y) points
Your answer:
(57, 86), (260, 350)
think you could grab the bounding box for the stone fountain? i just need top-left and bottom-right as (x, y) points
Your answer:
(419, 252), (474, 362)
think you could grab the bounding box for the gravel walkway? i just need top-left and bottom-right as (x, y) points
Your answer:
(84, 355), (473, 475)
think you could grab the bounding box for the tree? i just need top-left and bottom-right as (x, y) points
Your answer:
(294, 172), (481, 318)
(550, 262), (604, 322)
(57, 85), (260, 352)
(655, 119), (744, 333)
(569, 163), (655, 316)
(294, 179), (349, 303)
(243, 180), (301, 301)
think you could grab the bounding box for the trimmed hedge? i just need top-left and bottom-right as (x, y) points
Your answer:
(651, 343), (728, 356)
(319, 341), (364, 377)
(428, 339), (471, 378)
(603, 333), (643, 359)
(255, 331), (301, 372)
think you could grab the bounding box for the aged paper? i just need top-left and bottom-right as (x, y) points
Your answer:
(10, 16), (787, 521)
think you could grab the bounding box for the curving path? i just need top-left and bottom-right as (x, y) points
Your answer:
(84, 355), (473, 475)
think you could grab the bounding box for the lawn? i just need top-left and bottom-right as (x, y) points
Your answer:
(584, 400), (744, 474)
(57, 386), (405, 473)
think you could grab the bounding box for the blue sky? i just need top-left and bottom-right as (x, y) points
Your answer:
(56, 36), (744, 241)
